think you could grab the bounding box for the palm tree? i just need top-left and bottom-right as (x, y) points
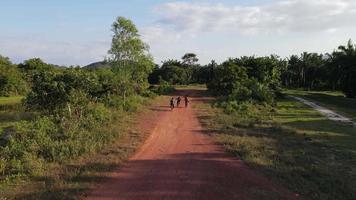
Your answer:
(334, 39), (356, 98)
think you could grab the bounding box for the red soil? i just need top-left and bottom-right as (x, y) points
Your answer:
(84, 89), (300, 200)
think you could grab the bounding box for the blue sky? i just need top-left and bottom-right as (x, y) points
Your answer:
(1, 0), (355, 66)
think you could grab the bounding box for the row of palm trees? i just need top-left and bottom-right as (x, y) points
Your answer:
(282, 40), (356, 98)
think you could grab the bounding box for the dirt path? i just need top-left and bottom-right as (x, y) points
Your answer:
(291, 96), (356, 126)
(84, 89), (299, 200)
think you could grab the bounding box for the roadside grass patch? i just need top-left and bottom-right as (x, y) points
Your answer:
(195, 97), (356, 200)
(286, 89), (356, 121)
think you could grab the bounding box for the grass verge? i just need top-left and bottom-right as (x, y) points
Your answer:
(285, 89), (356, 121)
(194, 96), (356, 200)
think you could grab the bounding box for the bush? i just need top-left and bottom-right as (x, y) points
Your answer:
(105, 94), (147, 112)
(0, 55), (28, 96)
(215, 100), (273, 128)
(0, 100), (116, 177)
(248, 79), (275, 104)
(152, 80), (176, 95)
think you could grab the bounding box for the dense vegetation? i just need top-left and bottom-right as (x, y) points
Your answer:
(281, 40), (356, 98)
(0, 56), (28, 96)
(1, 12), (355, 199)
(207, 56), (284, 105)
(150, 40), (356, 101)
(0, 16), (157, 189)
(149, 53), (214, 85)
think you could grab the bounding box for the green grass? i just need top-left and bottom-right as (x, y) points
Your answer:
(195, 97), (356, 200)
(175, 84), (207, 90)
(0, 96), (23, 105)
(0, 96), (32, 134)
(285, 89), (356, 121)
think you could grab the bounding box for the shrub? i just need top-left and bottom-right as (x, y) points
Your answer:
(0, 55), (28, 96)
(248, 79), (275, 104)
(152, 80), (175, 95)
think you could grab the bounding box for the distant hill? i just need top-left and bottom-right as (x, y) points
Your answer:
(83, 61), (110, 70)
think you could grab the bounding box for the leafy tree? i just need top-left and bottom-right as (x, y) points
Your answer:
(158, 60), (190, 84)
(332, 40), (356, 98)
(18, 58), (57, 86)
(0, 55), (28, 96)
(149, 59), (192, 85)
(208, 61), (250, 98)
(280, 41), (356, 97)
(25, 68), (99, 115)
(227, 56), (285, 91)
(108, 16), (154, 102)
(207, 57), (280, 104)
(182, 53), (199, 66)
(282, 53), (327, 89)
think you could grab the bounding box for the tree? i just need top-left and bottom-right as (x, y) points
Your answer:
(207, 61), (250, 98)
(25, 68), (100, 115)
(182, 53), (199, 66)
(107, 16), (154, 102)
(332, 40), (356, 98)
(18, 58), (56, 85)
(0, 55), (28, 96)
(282, 53), (326, 89)
(158, 60), (190, 84)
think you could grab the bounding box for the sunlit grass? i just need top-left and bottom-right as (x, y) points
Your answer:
(195, 96), (356, 200)
(0, 96), (23, 105)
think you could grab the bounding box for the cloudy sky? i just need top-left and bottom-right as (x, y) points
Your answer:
(1, 0), (355, 66)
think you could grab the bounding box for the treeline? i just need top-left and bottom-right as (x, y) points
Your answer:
(0, 17), (157, 179)
(150, 40), (356, 100)
(149, 53), (214, 85)
(282, 40), (356, 98)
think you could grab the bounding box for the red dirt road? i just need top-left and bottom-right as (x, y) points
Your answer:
(85, 89), (299, 200)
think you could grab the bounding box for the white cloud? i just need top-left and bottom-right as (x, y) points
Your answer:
(155, 0), (356, 34)
(2, 0), (355, 66)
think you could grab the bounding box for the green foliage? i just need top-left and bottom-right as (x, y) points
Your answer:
(108, 16), (154, 98)
(333, 40), (356, 98)
(182, 53), (199, 66)
(25, 69), (99, 114)
(103, 94), (147, 112)
(281, 40), (356, 98)
(149, 56), (214, 85)
(0, 17), (157, 187)
(0, 55), (28, 96)
(18, 58), (58, 85)
(208, 61), (249, 97)
(207, 58), (277, 105)
(0, 101), (113, 174)
(151, 79), (176, 95)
